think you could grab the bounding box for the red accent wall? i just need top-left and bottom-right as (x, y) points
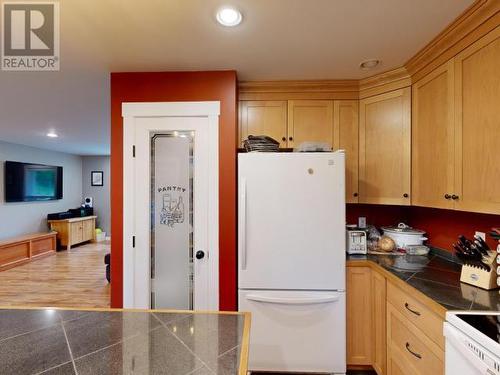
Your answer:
(110, 71), (238, 310)
(346, 204), (499, 251)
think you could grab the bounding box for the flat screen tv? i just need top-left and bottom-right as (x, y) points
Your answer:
(5, 161), (63, 202)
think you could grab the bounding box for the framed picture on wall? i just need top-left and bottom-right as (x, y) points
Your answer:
(91, 171), (104, 186)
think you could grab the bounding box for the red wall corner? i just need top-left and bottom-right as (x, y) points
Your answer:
(110, 71), (238, 310)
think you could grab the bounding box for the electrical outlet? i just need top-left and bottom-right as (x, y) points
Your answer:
(358, 216), (366, 229)
(475, 231), (486, 240)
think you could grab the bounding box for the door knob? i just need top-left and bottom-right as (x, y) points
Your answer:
(195, 250), (205, 260)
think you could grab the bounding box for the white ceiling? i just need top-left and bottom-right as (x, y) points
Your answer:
(0, 0), (473, 155)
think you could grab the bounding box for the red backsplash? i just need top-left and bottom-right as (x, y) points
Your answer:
(346, 204), (499, 252)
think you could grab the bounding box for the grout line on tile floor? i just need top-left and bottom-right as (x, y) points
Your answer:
(60, 322), (79, 375)
(0, 321), (61, 344)
(34, 360), (74, 375)
(151, 313), (216, 375)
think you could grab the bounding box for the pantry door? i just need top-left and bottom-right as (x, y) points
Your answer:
(122, 102), (219, 311)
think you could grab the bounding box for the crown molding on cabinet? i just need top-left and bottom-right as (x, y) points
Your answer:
(404, 0), (500, 82)
(238, 80), (359, 101)
(358, 67), (411, 99)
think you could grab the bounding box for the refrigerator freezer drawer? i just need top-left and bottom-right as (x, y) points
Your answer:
(239, 289), (346, 373)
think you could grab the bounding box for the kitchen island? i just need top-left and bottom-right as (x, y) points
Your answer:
(0, 307), (250, 375)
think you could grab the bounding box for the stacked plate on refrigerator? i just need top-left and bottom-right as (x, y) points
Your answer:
(243, 135), (280, 152)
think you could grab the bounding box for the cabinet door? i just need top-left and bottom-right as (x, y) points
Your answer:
(287, 100), (334, 149)
(240, 101), (288, 147)
(359, 88), (411, 205)
(334, 100), (359, 203)
(70, 222), (83, 245)
(83, 219), (94, 242)
(412, 61), (455, 209)
(347, 267), (372, 365)
(372, 270), (387, 375)
(454, 28), (500, 215)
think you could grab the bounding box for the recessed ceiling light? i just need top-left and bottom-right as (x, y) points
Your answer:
(216, 6), (242, 27)
(46, 132), (58, 138)
(359, 59), (381, 70)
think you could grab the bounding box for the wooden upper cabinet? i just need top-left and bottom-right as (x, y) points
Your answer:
(453, 27), (500, 215)
(239, 101), (288, 147)
(412, 61), (455, 210)
(334, 100), (359, 203)
(287, 100), (334, 149)
(359, 88), (411, 205)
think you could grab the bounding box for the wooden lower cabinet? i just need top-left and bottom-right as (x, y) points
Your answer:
(387, 303), (444, 375)
(347, 263), (445, 375)
(346, 267), (373, 365)
(372, 270), (387, 375)
(48, 216), (97, 250)
(0, 232), (56, 270)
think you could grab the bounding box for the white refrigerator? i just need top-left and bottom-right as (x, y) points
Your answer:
(238, 151), (346, 374)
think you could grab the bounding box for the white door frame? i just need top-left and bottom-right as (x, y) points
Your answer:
(122, 101), (220, 310)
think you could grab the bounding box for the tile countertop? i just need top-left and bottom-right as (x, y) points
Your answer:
(347, 251), (500, 312)
(0, 308), (250, 375)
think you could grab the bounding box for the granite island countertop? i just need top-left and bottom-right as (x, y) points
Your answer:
(0, 307), (250, 375)
(347, 251), (500, 312)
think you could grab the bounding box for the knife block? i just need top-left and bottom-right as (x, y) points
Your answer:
(460, 263), (499, 290)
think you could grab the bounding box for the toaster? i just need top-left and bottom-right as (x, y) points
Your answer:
(346, 229), (368, 254)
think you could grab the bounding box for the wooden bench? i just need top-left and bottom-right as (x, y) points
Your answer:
(0, 232), (57, 271)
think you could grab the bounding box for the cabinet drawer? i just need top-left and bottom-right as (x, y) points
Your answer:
(31, 237), (55, 256)
(0, 242), (29, 266)
(387, 303), (443, 375)
(387, 281), (444, 349)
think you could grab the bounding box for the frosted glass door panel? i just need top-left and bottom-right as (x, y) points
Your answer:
(151, 133), (193, 310)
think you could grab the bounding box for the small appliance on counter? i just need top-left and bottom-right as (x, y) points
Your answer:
(381, 222), (428, 250)
(454, 234), (498, 290)
(346, 226), (368, 254)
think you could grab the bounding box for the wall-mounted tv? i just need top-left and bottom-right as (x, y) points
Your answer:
(5, 161), (63, 202)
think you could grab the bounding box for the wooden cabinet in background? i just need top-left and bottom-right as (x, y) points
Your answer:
(372, 270), (387, 375)
(453, 27), (500, 215)
(287, 100), (334, 149)
(346, 266), (373, 365)
(412, 61), (455, 210)
(48, 216), (97, 250)
(239, 101), (288, 148)
(359, 87), (411, 205)
(334, 100), (359, 203)
(0, 232), (56, 271)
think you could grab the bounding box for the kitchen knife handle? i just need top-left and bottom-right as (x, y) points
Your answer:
(404, 302), (421, 316)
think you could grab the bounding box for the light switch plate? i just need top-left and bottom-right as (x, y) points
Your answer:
(358, 217), (366, 229)
(475, 231), (486, 241)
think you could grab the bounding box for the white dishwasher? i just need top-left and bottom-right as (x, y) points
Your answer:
(444, 311), (500, 375)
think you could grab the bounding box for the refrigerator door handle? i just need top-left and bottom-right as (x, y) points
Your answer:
(246, 294), (339, 305)
(240, 177), (247, 270)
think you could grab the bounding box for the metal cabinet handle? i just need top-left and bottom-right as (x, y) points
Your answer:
(281, 137), (286, 142)
(404, 302), (421, 316)
(353, 193), (358, 197)
(403, 193), (409, 198)
(289, 136), (294, 141)
(406, 342), (422, 359)
(452, 194), (459, 200)
(444, 194), (451, 200)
